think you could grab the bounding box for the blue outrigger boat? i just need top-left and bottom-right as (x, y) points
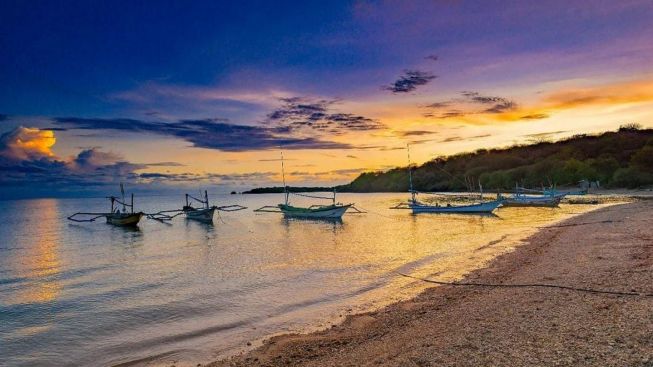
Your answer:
(392, 189), (503, 214)
(390, 146), (503, 214)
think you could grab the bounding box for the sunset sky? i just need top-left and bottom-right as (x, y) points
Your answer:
(1, 0), (653, 198)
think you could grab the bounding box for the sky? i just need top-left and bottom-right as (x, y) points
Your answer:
(1, 0), (653, 198)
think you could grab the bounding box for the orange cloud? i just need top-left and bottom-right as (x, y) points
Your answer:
(482, 78), (653, 123)
(543, 79), (653, 109)
(0, 126), (56, 161)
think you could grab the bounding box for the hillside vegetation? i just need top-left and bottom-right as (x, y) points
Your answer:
(343, 126), (653, 192)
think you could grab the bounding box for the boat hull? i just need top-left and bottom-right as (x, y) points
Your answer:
(106, 212), (143, 226)
(279, 204), (351, 219)
(185, 207), (216, 222)
(411, 200), (502, 214)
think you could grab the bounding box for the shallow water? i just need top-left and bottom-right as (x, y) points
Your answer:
(0, 193), (609, 366)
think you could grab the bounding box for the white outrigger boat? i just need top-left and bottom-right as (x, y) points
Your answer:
(275, 190), (353, 219)
(68, 184), (144, 227)
(254, 152), (356, 219)
(183, 191), (218, 222)
(146, 191), (247, 223)
(390, 146), (503, 214)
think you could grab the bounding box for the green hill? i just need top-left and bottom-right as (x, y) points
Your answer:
(343, 126), (653, 192)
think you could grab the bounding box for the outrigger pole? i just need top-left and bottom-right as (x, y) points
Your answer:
(407, 144), (417, 204)
(280, 150), (289, 206)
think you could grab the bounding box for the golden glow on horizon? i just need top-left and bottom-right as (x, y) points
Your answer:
(11, 77), (653, 187)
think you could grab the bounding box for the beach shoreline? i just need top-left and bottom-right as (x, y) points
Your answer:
(209, 200), (653, 367)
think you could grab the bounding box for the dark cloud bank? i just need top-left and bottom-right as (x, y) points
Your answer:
(265, 97), (383, 134)
(54, 117), (350, 151)
(423, 91), (520, 118)
(385, 70), (437, 93)
(54, 96), (384, 152)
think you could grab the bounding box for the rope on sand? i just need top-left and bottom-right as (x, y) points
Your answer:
(395, 272), (653, 298)
(537, 219), (621, 229)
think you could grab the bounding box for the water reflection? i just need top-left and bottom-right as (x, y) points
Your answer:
(282, 216), (344, 225)
(181, 217), (217, 248)
(11, 199), (62, 305)
(107, 224), (143, 244)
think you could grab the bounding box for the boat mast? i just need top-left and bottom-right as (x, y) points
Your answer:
(204, 190), (209, 209)
(407, 144), (416, 204)
(478, 179), (483, 200)
(280, 150), (289, 205)
(120, 183), (126, 212)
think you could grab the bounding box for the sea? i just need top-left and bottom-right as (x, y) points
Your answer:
(0, 192), (608, 366)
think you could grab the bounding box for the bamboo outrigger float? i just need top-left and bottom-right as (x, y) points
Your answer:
(390, 145), (503, 214)
(254, 152), (360, 219)
(68, 184), (144, 227)
(146, 191), (247, 223)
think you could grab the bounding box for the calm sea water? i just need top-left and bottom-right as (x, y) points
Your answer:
(0, 193), (606, 366)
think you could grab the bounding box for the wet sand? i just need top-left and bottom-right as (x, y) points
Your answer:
(210, 201), (653, 367)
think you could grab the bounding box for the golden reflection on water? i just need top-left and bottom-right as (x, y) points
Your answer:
(11, 199), (62, 305)
(266, 204), (614, 322)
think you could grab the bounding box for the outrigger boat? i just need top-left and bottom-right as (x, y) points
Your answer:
(501, 194), (562, 207)
(501, 185), (564, 207)
(183, 191), (216, 222)
(68, 184), (144, 227)
(254, 152), (357, 219)
(390, 146), (503, 214)
(276, 190), (353, 219)
(392, 189), (504, 214)
(147, 191), (247, 223)
(543, 186), (588, 197)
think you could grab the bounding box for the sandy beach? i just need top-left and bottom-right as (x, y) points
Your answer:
(211, 201), (653, 367)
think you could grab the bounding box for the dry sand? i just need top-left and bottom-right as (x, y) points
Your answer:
(209, 201), (653, 367)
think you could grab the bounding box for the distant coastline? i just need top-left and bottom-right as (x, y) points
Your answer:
(243, 186), (346, 194)
(245, 127), (653, 194)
